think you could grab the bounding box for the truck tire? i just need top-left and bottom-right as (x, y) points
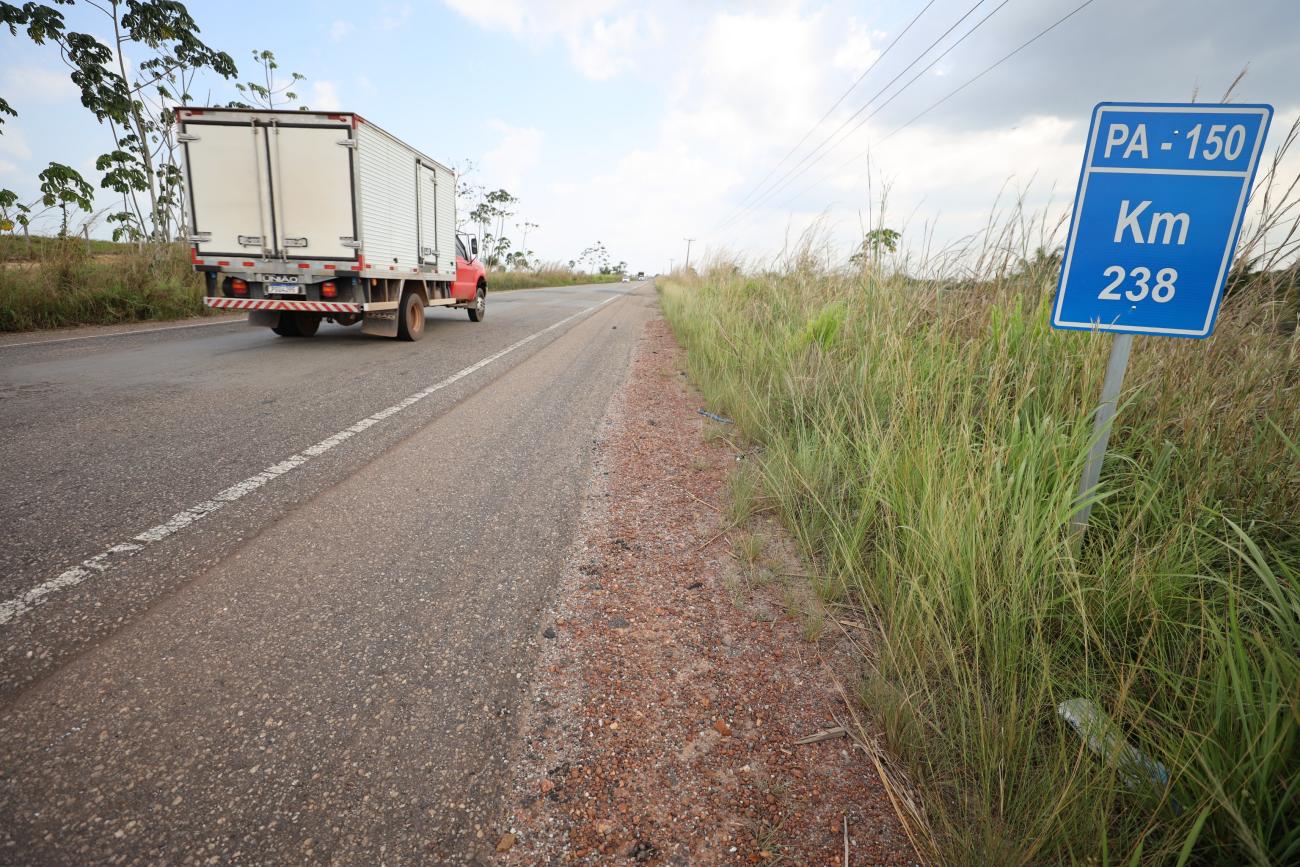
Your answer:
(397, 289), (426, 341)
(467, 284), (486, 322)
(272, 313), (321, 337)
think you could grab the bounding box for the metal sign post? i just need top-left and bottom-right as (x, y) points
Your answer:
(1053, 101), (1273, 546)
(1069, 332), (1133, 542)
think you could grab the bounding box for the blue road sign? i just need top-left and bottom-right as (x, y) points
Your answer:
(1053, 102), (1272, 338)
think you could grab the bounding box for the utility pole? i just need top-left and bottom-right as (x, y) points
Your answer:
(683, 238), (695, 271)
(669, 258), (675, 273)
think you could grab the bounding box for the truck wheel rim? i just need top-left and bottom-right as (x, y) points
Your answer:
(476, 293), (485, 314)
(408, 299), (423, 333)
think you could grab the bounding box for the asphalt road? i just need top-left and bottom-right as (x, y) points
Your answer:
(0, 281), (653, 864)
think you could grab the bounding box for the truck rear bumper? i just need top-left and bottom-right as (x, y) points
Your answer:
(205, 297), (364, 314)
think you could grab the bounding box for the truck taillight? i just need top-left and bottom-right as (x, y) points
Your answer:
(321, 281), (337, 299)
(230, 278), (248, 296)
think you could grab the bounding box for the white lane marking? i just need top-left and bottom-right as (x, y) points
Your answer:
(0, 317), (243, 349)
(0, 296), (617, 627)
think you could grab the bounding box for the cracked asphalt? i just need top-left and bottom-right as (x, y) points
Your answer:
(0, 281), (654, 864)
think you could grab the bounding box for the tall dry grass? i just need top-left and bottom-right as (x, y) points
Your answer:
(0, 238), (205, 331)
(659, 126), (1299, 865)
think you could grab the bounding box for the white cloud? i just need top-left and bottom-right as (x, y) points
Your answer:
(832, 18), (882, 74)
(480, 120), (544, 192)
(311, 81), (342, 111)
(3, 66), (77, 103)
(439, 2), (1300, 273)
(0, 129), (33, 161)
(0, 159), (18, 177)
(565, 12), (643, 80)
(329, 20), (355, 41)
(442, 0), (649, 80)
(514, 6), (845, 269)
(443, 0), (620, 35)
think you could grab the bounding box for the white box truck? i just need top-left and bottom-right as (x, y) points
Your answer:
(179, 107), (488, 340)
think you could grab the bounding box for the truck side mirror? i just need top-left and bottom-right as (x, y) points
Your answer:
(470, 238), (478, 257)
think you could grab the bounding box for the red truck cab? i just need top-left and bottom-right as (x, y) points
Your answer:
(454, 235), (488, 321)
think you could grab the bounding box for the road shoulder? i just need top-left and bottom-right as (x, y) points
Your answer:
(0, 311), (244, 347)
(500, 316), (918, 864)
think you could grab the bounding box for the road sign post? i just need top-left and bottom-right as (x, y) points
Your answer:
(1053, 101), (1272, 546)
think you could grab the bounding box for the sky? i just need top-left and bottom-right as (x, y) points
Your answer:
(2, 0), (1299, 273)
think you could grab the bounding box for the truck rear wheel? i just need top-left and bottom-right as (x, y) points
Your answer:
(467, 284), (486, 322)
(272, 313), (321, 337)
(397, 290), (426, 341)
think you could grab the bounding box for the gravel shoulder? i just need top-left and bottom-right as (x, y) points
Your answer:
(499, 315), (919, 865)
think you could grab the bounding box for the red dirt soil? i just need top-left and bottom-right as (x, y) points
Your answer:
(499, 316), (919, 866)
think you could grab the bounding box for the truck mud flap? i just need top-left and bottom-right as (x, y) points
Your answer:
(361, 310), (399, 339)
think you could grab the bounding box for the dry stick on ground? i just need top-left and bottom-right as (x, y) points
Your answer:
(695, 520), (742, 552)
(668, 482), (721, 512)
(816, 633), (933, 864)
(793, 726), (848, 745)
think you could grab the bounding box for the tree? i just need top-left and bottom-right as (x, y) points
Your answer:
(1, 1), (238, 241)
(484, 189), (517, 266)
(466, 188), (519, 267)
(849, 227), (900, 266)
(1013, 245), (1063, 281)
(229, 49), (306, 110)
(0, 188), (32, 235)
(454, 158), (484, 233)
(575, 241), (610, 273)
(517, 220), (538, 266)
(38, 162), (94, 236)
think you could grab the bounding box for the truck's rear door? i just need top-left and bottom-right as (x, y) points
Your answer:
(184, 122), (274, 258)
(266, 123), (356, 261)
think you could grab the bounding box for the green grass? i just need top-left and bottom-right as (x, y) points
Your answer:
(0, 232), (133, 261)
(1, 239), (207, 331)
(486, 268), (624, 292)
(659, 259), (1299, 865)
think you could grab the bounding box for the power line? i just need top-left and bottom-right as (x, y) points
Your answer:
(717, 0), (1014, 236)
(723, 0), (939, 217)
(713, 0), (995, 235)
(719, 0), (1098, 244)
(880, 0), (1099, 144)
(815, 0), (1102, 215)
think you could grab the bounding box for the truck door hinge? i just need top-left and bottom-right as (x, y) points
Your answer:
(283, 237), (308, 248)
(237, 235), (263, 247)
(176, 133), (199, 143)
(188, 232), (212, 243)
(339, 237), (361, 249)
(337, 139), (357, 148)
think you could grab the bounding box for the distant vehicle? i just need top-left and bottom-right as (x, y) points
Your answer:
(636, 271), (645, 279)
(180, 107), (487, 341)
(621, 275), (631, 282)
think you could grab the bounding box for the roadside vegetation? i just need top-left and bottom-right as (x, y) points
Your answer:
(0, 242), (621, 330)
(0, 240), (205, 331)
(488, 267), (623, 292)
(660, 163), (1299, 863)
